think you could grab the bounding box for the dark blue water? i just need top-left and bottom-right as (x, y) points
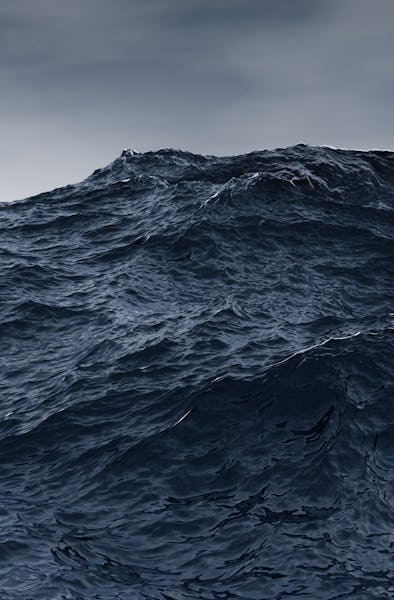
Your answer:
(0, 144), (393, 599)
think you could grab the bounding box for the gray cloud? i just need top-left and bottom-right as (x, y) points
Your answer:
(1, 0), (394, 200)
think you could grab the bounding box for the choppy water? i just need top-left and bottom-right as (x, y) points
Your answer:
(0, 144), (393, 599)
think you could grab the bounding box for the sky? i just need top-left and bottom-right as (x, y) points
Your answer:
(1, 0), (394, 201)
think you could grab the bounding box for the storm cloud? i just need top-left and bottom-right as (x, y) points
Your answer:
(1, 0), (394, 200)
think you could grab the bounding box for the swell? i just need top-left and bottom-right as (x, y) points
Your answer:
(1, 331), (393, 598)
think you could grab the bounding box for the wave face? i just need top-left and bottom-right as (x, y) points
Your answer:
(0, 144), (393, 599)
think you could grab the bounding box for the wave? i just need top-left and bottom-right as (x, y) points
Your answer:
(0, 145), (393, 599)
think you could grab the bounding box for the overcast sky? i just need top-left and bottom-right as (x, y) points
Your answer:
(1, 0), (394, 200)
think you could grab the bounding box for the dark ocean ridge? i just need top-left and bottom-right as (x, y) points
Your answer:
(0, 144), (393, 599)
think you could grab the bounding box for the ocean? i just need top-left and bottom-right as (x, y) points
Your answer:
(0, 144), (393, 599)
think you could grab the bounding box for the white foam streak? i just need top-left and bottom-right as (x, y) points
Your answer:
(270, 331), (362, 368)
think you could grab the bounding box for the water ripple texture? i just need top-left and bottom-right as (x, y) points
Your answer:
(0, 144), (393, 599)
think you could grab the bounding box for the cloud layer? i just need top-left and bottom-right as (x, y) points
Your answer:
(1, 0), (394, 200)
